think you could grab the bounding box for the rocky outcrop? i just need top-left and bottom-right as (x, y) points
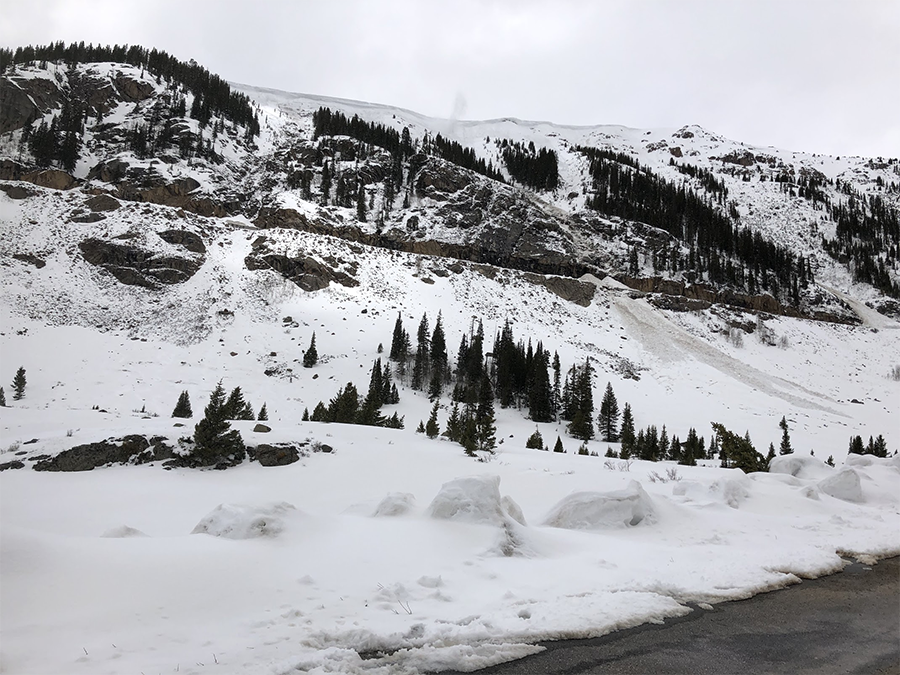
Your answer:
(245, 245), (359, 292)
(0, 160), (77, 190)
(33, 435), (174, 471)
(79, 237), (203, 287)
(624, 275), (859, 324)
(0, 183), (35, 199)
(254, 443), (302, 466)
(158, 229), (206, 253)
(113, 71), (155, 102)
(85, 193), (121, 212)
(0, 75), (62, 133)
(12, 253), (46, 268)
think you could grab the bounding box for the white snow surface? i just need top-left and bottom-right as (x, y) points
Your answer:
(0, 71), (899, 674)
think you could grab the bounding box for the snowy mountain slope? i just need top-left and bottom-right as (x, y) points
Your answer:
(2, 49), (900, 675)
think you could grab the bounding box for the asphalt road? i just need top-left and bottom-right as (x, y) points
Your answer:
(436, 556), (900, 675)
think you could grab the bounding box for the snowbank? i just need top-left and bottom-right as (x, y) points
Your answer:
(428, 475), (513, 526)
(190, 502), (297, 539)
(768, 454), (833, 480)
(373, 492), (416, 517)
(542, 481), (655, 530)
(817, 468), (864, 503)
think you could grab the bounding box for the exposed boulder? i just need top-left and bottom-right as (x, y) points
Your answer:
(245, 239), (358, 291)
(12, 253), (46, 268)
(254, 443), (301, 466)
(0, 460), (25, 471)
(20, 169), (78, 191)
(113, 71), (155, 102)
(157, 229), (206, 253)
(85, 194), (121, 212)
(79, 237), (203, 287)
(0, 183), (35, 199)
(32, 435), (174, 471)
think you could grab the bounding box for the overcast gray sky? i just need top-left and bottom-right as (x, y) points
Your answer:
(2, 0), (898, 157)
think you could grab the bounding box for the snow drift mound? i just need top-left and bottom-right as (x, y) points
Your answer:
(769, 454), (833, 480)
(101, 525), (148, 538)
(817, 469), (864, 503)
(190, 502), (297, 539)
(542, 481), (655, 530)
(428, 475), (522, 526)
(373, 492), (416, 517)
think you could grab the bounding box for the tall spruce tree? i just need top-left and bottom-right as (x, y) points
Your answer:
(171, 390), (193, 418)
(598, 382), (620, 442)
(0, 386), (5, 407)
(257, 403), (268, 421)
(712, 423), (765, 473)
(778, 416), (793, 454)
(11, 367), (26, 400)
(425, 401), (440, 438)
(303, 332), (319, 368)
(619, 402), (635, 458)
(193, 381), (245, 463)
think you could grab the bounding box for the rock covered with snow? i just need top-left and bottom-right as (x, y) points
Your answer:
(190, 502), (297, 539)
(428, 475), (521, 526)
(101, 525), (148, 538)
(768, 454), (833, 480)
(542, 481), (655, 530)
(373, 492), (416, 517)
(817, 469), (864, 503)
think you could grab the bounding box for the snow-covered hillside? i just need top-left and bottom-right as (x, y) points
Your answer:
(2, 50), (900, 675)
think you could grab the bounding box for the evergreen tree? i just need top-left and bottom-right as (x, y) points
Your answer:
(327, 383), (360, 423)
(425, 401), (440, 438)
(416, 420), (426, 433)
(365, 358), (385, 408)
(659, 425), (669, 460)
(566, 359), (595, 441)
(356, 180), (367, 222)
(525, 429), (544, 449)
(11, 367), (26, 400)
(848, 435), (865, 455)
(528, 345), (554, 422)
(679, 427), (700, 466)
(778, 416), (793, 455)
(553, 435), (565, 453)
(551, 351), (561, 418)
(445, 403), (462, 442)
(598, 382), (620, 442)
(765, 442), (776, 466)
(310, 401), (328, 421)
(193, 381), (245, 463)
(171, 390), (193, 418)
(474, 372), (497, 453)
(871, 435), (888, 458)
(257, 403), (268, 421)
(301, 407), (310, 421)
(0, 386), (5, 407)
(712, 423), (765, 473)
(619, 402), (635, 457)
(826, 455), (835, 467)
(430, 312), (448, 392)
(411, 313), (430, 390)
(320, 161), (331, 205)
(222, 386), (247, 420)
(303, 332), (319, 368)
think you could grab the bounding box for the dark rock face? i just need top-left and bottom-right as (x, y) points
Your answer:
(85, 194), (121, 212)
(245, 238), (359, 291)
(12, 253), (46, 268)
(0, 183), (35, 199)
(623, 275), (859, 324)
(0, 460), (25, 471)
(158, 229), (206, 253)
(79, 237), (203, 287)
(255, 443), (301, 466)
(33, 435), (174, 471)
(113, 72), (155, 102)
(0, 76), (61, 133)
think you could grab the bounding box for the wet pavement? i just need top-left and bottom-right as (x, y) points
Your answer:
(437, 556), (900, 675)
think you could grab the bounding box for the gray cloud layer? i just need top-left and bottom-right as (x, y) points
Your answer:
(2, 0), (898, 156)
